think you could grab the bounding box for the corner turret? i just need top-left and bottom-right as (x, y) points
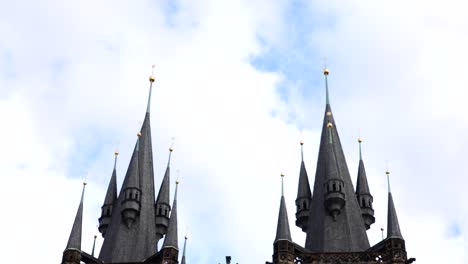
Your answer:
(120, 133), (142, 228)
(355, 138), (375, 230)
(155, 147), (173, 247)
(98, 151), (119, 237)
(62, 182), (86, 264)
(295, 141), (312, 232)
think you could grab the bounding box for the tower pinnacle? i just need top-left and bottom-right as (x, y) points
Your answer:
(275, 174), (292, 242)
(355, 137), (375, 230)
(386, 170), (403, 239)
(147, 65), (155, 113)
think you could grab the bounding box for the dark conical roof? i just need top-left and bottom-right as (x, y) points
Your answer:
(305, 71), (369, 252)
(66, 183), (86, 250)
(99, 112), (158, 262)
(163, 183), (179, 249)
(297, 160), (312, 200)
(102, 156), (118, 207)
(156, 151), (171, 208)
(356, 160), (371, 195)
(387, 192), (403, 239)
(275, 195), (292, 242)
(121, 139), (140, 190)
(181, 236), (187, 264)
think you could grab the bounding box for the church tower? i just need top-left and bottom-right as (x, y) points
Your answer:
(270, 68), (414, 263)
(61, 67), (183, 264)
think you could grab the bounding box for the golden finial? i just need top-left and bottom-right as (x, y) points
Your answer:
(323, 67), (329, 76)
(358, 137), (362, 143)
(169, 147), (174, 152)
(83, 181), (87, 186)
(114, 150), (119, 156)
(94, 235), (97, 239)
(149, 64), (155, 82)
(185, 234), (188, 240)
(280, 173), (285, 178)
(300, 140), (304, 146)
(326, 111), (332, 116)
(386, 169), (390, 175)
(327, 122), (333, 128)
(137, 132), (142, 137)
(176, 179), (180, 184)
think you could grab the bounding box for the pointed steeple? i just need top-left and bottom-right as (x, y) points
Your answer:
(181, 235), (188, 264)
(163, 180), (179, 249)
(99, 151), (119, 237)
(295, 141), (312, 232)
(386, 170), (403, 239)
(305, 68), (369, 252)
(99, 67), (159, 263)
(275, 174), (292, 242)
(355, 137), (375, 230)
(66, 182), (86, 250)
(120, 133), (142, 228)
(155, 147), (173, 247)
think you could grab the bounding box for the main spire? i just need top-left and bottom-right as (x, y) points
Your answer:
(275, 173), (292, 242)
(305, 68), (369, 252)
(98, 67), (158, 262)
(386, 170), (403, 239)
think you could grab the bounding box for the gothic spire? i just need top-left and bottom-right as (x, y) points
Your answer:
(155, 147), (173, 247)
(386, 170), (403, 239)
(163, 180), (179, 249)
(305, 68), (369, 252)
(181, 235), (188, 264)
(295, 141), (312, 232)
(66, 182), (86, 250)
(275, 174), (292, 242)
(98, 151), (119, 236)
(355, 137), (375, 230)
(98, 67), (158, 263)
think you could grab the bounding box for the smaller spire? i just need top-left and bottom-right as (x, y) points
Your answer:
(66, 181), (86, 250)
(163, 180), (179, 249)
(386, 170), (403, 239)
(147, 64), (155, 113)
(275, 174), (292, 242)
(91, 235), (97, 257)
(181, 235), (188, 264)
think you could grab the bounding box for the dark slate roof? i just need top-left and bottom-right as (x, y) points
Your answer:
(122, 140), (140, 190)
(66, 184), (85, 250)
(297, 160), (312, 200)
(181, 236), (187, 264)
(155, 153), (171, 208)
(387, 192), (403, 239)
(102, 164), (118, 207)
(305, 104), (370, 252)
(275, 195), (292, 242)
(98, 113), (158, 262)
(356, 160), (371, 195)
(163, 184), (179, 249)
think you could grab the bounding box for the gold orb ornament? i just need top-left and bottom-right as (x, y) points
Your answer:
(323, 68), (330, 75)
(358, 137), (362, 143)
(327, 122), (333, 128)
(137, 132), (142, 137)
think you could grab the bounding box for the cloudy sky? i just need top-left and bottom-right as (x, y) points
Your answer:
(0, 0), (466, 263)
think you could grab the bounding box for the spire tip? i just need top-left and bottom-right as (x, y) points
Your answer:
(358, 137), (362, 143)
(149, 64), (156, 82)
(323, 67), (330, 75)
